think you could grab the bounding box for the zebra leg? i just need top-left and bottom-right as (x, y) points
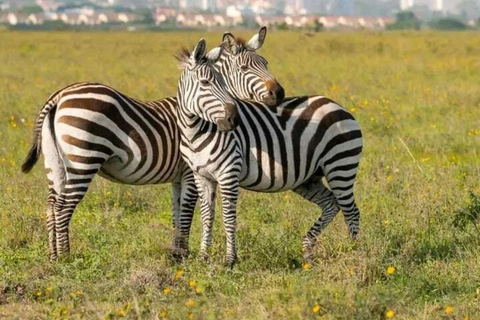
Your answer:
(326, 176), (360, 240)
(194, 174), (217, 262)
(45, 188), (58, 261)
(219, 182), (239, 268)
(171, 168), (198, 260)
(42, 113), (66, 261)
(171, 179), (182, 258)
(54, 169), (97, 257)
(293, 177), (340, 262)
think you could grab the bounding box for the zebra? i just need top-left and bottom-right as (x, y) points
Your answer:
(21, 28), (284, 261)
(216, 26), (284, 107)
(176, 39), (363, 268)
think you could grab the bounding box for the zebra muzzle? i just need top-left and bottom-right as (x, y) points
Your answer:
(264, 79), (285, 107)
(217, 103), (239, 132)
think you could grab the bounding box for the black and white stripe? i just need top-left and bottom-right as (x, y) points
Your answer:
(177, 40), (363, 267)
(22, 82), (198, 260)
(21, 28), (283, 261)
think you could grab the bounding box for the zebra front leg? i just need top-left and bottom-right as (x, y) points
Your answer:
(171, 180), (183, 260)
(172, 169), (198, 260)
(194, 174), (217, 262)
(46, 189), (58, 261)
(219, 182), (239, 268)
(294, 178), (340, 262)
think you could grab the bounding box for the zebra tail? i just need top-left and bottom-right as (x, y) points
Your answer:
(21, 98), (58, 173)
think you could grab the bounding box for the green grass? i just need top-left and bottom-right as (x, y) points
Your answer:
(0, 30), (479, 319)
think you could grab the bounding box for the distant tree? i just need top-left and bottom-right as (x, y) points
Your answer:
(313, 20), (324, 32)
(19, 5), (43, 14)
(134, 7), (153, 24)
(387, 11), (421, 30)
(429, 18), (467, 30)
(277, 22), (289, 30)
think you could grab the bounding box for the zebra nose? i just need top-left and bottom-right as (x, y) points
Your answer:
(264, 80), (285, 107)
(225, 102), (239, 127)
(218, 102), (239, 132)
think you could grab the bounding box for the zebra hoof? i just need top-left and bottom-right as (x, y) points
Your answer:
(349, 231), (359, 241)
(172, 248), (189, 262)
(303, 251), (314, 264)
(199, 252), (210, 263)
(225, 256), (237, 269)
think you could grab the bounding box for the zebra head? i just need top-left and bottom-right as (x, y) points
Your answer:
(177, 39), (239, 132)
(220, 26), (285, 107)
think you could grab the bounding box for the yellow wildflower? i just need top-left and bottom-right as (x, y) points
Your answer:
(386, 266), (396, 275)
(76, 290), (83, 297)
(188, 279), (196, 287)
(312, 303), (320, 313)
(386, 310), (394, 318)
(159, 310), (168, 318)
(187, 312), (194, 319)
(174, 269), (184, 279)
(186, 299), (195, 308)
(195, 286), (203, 294)
(445, 306), (453, 315)
(116, 309), (126, 317)
(163, 287), (171, 295)
(302, 262), (311, 270)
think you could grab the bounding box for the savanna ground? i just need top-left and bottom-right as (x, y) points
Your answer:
(0, 30), (479, 320)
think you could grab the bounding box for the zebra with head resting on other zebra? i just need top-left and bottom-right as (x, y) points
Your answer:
(21, 27), (283, 261)
(177, 39), (363, 268)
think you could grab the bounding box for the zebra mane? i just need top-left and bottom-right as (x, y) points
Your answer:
(175, 47), (192, 70)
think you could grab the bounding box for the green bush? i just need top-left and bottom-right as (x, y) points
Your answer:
(429, 18), (467, 30)
(387, 11), (421, 30)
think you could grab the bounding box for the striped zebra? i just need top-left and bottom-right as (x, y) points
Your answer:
(21, 28), (284, 261)
(177, 39), (363, 267)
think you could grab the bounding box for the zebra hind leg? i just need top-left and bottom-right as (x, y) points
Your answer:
(54, 168), (97, 258)
(326, 175), (360, 241)
(45, 188), (58, 261)
(293, 177), (340, 262)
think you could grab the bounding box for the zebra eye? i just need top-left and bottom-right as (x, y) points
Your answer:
(240, 65), (248, 72)
(200, 79), (210, 86)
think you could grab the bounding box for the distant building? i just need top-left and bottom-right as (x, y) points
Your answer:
(175, 13), (240, 27)
(400, 0), (414, 11)
(255, 14), (394, 30)
(434, 0), (443, 12)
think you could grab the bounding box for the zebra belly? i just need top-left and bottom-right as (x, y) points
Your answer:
(97, 159), (178, 185)
(238, 159), (318, 192)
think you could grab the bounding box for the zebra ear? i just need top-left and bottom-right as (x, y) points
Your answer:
(223, 32), (238, 54)
(206, 41), (226, 64)
(246, 26), (267, 51)
(192, 39), (207, 63)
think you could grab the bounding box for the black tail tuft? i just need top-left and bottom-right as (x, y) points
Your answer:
(21, 142), (40, 173)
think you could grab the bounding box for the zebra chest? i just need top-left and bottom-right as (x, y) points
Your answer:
(180, 142), (239, 181)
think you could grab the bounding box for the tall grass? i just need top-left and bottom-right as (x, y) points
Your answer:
(0, 30), (479, 319)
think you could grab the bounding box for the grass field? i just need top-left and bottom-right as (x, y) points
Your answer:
(0, 30), (479, 319)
